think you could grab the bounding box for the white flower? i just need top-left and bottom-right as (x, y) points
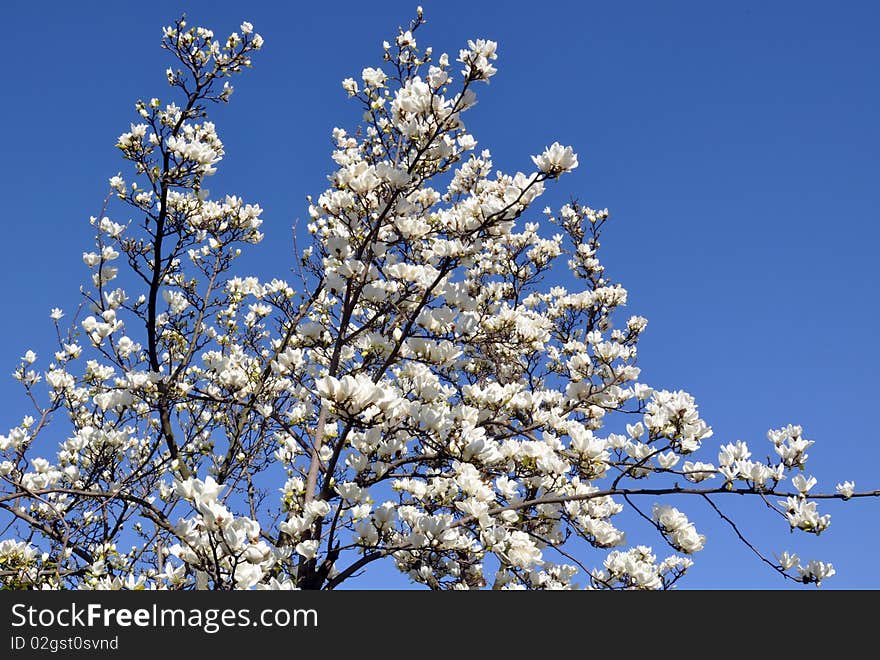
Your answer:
(240, 21), (253, 35)
(656, 451), (679, 470)
(531, 142), (578, 175)
(162, 289), (190, 314)
(233, 563), (263, 589)
(31, 458), (50, 473)
(583, 519), (625, 547)
(280, 515), (311, 538)
(295, 540), (320, 560)
(682, 461), (716, 483)
(798, 560), (835, 586)
(792, 474), (817, 495)
(50, 308), (64, 321)
(835, 480), (855, 499)
(718, 464), (738, 483)
(776, 551), (800, 570)
(672, 525), (706, 554)
(652, 504), (689, 532)
(396, 30), (416, 49)
(45, 369), (74, 391)
(361, 67), (387, 87)
(718, 440), (751, 466)
(109, 175), (125, 193)
(427, 66), (448, 88)
(505, 531), (542, 569)
(342, 78), (359, 96)
(315, 374), (387, 414)
(738, 460), (774, 488)
(303, 499), (331, 519)
(626, 422), (644, 439)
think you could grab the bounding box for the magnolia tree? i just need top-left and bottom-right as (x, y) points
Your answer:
(0, 12), (875, 590)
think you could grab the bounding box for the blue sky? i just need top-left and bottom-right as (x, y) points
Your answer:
(2, 0), (878, 588)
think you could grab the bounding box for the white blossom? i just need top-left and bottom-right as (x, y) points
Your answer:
(836, 481), (855, 499)
(532, 142), (578, 175)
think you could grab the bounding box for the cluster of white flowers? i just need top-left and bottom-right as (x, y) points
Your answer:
(0, 11), (867, 591)
(166, 477), (283, 588)
(597, 546), (693, 590)
(0, 540), (42, 588)
(776, 551), (836, 586)
(652, 505), (706, 554)
(644, 390), (713, 453)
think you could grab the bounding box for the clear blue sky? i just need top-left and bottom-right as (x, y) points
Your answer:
(2, 0), (878, 588)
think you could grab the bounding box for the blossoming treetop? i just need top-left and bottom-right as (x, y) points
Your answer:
(0, 11), (875, 590)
